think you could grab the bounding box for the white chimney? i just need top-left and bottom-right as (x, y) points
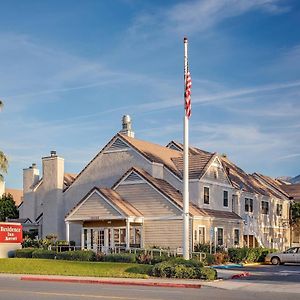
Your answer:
(120, 115), (134, 138)
(23, 163), (40, 193)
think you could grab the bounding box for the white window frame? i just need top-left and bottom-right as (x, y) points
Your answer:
(223, 190), (229, 207)
(233, 228), (240, 246)
(198, 225), (206, 244)
(216, 227), (224, 246)
(203, 186), (210, 205)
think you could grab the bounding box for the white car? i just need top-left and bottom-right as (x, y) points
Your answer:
(265, 247), (300, 265)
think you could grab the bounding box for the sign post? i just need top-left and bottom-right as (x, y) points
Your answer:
(0, 222), (23, 258)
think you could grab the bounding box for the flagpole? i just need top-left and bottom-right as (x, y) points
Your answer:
(183, 37), (190, 260)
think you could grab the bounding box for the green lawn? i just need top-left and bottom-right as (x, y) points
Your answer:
(0, 258), (152, 278)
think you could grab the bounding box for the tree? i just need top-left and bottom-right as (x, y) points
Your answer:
(291, 202), (300, 225)
(0, 193), (19, 221)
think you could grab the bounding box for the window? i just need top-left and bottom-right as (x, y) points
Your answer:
(204, 187), (210, 204)
(245, 198), (253, 212)
(276, 204), (283, 216)
(232, 194), (238, 212)
(223, 191), (229, 207)
(234, 229), (240, 246)
(217, 228), (223, 246)
(261, 201), (269, 215)
(198, 226), (206, 244)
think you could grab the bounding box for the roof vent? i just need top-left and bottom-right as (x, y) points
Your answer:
(50, 150), (57, 157)
(120, 115), (135, 138)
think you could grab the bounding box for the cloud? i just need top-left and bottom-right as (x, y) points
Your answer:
(128, 0), (289, 38)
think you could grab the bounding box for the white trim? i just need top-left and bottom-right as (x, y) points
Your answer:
(201, 179), (233, 188)
(143, 215), (185, 221)
(65, 189), (126, 221)
(117, 171), (145, 186)
(32, 180), (43, 191)
(197, 225), (206, 244)
(233, 227), (240, 246)
(104, 149), (130, 154)
(68, 216), (125, 222)
(114, 170), (184, 214)
(119, 180), (144, 185)
(223, 189), (229, 208)
(200, 155), (233, 186)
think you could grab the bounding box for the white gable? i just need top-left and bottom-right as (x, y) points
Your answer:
(202, 156), (232, 186)
(66, 190), (124, 221)
(104, 137), (130, 153)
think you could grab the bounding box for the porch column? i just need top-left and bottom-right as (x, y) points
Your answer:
(65, 221), (70, 242)
(126, 219), (130, 250)
(81, 228), (84, 250)
(87, 229), (91, 249)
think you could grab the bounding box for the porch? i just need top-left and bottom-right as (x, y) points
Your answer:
(66, 218), (143, 253)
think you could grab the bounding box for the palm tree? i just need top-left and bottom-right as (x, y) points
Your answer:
(0, 100), (8, 181)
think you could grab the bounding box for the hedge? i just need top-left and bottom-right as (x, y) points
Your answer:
(100, 253), (136, 263)
(32, 249), (57, 259)
(228, 247), (277, 263)
(15, 248), (36, 258)
(150, 258), (217, 280)
(57, 250), (96, 261)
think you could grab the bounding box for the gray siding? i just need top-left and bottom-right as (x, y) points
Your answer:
(203, 164), (229, 185)
(64, 149), (152, 215)
(116, 183), (182, 217)
(144, 220), (183, 249)
(68, 192), (122, 220)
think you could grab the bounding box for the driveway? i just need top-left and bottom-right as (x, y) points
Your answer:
(203, 264), (300, 294)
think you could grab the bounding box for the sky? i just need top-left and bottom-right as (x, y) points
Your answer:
(0, 0), (299, 189)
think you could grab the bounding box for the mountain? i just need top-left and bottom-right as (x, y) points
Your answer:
(277, 175), (300, 184)
(291, 175), (300, 184)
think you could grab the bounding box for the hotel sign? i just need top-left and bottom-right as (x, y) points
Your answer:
(0, 223), (23, 243)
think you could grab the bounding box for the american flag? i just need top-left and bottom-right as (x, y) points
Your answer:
(185, 65), (192, 118)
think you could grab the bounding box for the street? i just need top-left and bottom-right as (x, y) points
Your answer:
(0, 265), (300, 300)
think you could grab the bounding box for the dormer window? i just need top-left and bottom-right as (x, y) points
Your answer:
(204, 187), (210, 204)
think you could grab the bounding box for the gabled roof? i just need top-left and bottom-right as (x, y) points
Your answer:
(119, 134), (182, 177)
(171, 153), (216, 180)
(253, 173), (290, 199)
(64, 173), (77, 188)
(280, 183), (300, 202)
(114, 167), (242, 220)
(65, 187), (142, 220)
(121, 135), (217, 180)
(5, 188), (23, 206)
(166, 141), (212, 156)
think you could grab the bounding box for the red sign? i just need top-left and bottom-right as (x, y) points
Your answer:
(0, 223), (23, 244)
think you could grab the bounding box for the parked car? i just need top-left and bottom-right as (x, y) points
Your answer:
(265, 247), (300, 265)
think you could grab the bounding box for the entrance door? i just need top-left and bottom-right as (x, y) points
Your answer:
(92, 229), (105, 252)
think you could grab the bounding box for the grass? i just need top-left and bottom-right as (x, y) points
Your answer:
(0, 258), (152, 279)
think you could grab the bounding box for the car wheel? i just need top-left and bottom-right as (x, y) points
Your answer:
(271, 257), (280, 265)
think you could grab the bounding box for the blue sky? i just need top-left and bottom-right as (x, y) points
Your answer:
(0, 0), (299, 189)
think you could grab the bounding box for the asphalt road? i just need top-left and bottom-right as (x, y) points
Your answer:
(233, 263), (300, 282)
(0, 270), (300, 300)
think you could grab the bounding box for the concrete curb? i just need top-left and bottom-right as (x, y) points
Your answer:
(21, 276), (202, 289)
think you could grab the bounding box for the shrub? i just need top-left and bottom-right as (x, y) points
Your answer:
(213, 252), (229, 265)
(199, 267), (217, 280)
(57, 250), (96, 261)
(22, 237), (40, 248)
(101, 253), (136, 263)
(15, 248), (35, 258)
(194, 243), (211, 253)
(150, 259), (211, 280)
(228, 247), (277, 263)
(32, 249), (57, 259)
(204, 253), (215, 265)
